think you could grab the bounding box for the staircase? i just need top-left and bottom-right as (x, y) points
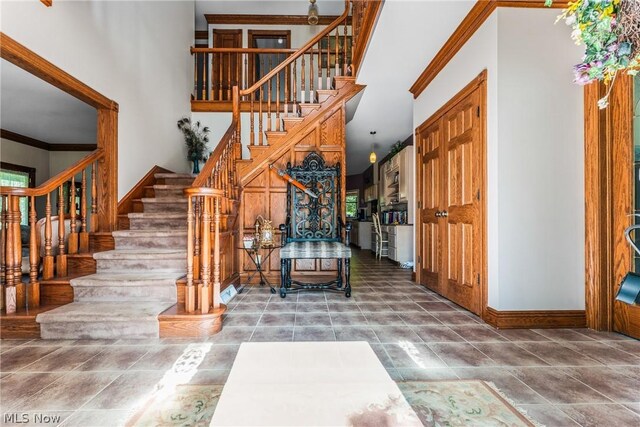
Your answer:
(36, 173), (193, 339)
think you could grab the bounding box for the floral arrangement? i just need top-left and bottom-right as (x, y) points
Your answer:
(546, 0), (640, 108)
(177, 117), (210, 173)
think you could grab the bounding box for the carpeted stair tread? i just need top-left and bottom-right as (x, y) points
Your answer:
(128, 212), (186, 218)
(93, 249), (187, 260)
(71, 272), (184, 287)
(154, 173), (196, 179)
(112, 230), (187, 237)
(36, 301), (173, 323)
(141, 197), (188, 204)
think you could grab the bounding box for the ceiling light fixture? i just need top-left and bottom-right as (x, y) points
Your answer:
(369, 131), (377, 164)
(308, 0), (319, 25)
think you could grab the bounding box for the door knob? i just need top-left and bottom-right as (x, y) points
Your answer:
(441, 211), (449, 217)
(435, 211), (441, 218)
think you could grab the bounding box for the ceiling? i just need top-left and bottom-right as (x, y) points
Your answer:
(345, 0), (474, 174)
(195, 0), (346, 31)
(1, 59), (97, 144)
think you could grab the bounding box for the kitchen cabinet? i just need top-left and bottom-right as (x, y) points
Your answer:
(383, 224), (413, 264)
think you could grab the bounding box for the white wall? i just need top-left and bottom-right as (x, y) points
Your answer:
(1, 1), (195, 199)
(496, 8), (584, 310)
(413, 13), (501, 306)
(413, 9), (584, 310)
(0, 139), (50, 186)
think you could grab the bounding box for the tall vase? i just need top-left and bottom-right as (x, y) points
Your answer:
(192, 154), (200, 174)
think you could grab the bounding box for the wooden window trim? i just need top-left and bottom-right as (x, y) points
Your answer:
(0, 161), (36, 188)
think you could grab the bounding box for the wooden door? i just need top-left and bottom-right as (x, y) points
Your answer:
(416, 121), (443, 293)
(416, 72), (486, 316)
(442, 88), (483, 315)
(212, 29), (242, 101)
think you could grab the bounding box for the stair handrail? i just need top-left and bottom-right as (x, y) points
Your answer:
(239, 0), (351, 97)
(1, 148), (105, 314)
(0, 149), (104, 196)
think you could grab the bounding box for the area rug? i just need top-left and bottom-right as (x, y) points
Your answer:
(397, 380), (539, 427)
(127, 384), (223, 427)
(127, 380), (539, 427)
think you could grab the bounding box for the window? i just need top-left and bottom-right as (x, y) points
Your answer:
(346, 191), (358, 219)
(0, 162), (35, 226)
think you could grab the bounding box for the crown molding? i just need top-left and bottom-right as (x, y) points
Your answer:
(205, 14), (351, 26)
(409, 0), (569, 99)
(1, 128), (97, 152)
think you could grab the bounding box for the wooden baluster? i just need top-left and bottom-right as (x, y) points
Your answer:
(57, 185), (67, 277)
(91, 161), (97, 232)
(301, 54), (306, 103)
(200, 196), (212, 314)
(79, 169), (89, 252)
(310, 50), (315, 102)
(68, 177), (78, 254)
(335, 29), (340, 77)
(227, 52), (232, 100)
(186, 195), (195, 312)
(28, 195), (39, 308)
(1, 196), (6, 310)
(344, 15), (349, 75)
(326, 35), (331, 89)
(194, 197), (201, 281)
(259, 85), (264, 146)
(218, 52), (223, 100)
(250, 94), (255, 146)
(317, 41), (322, 90)
(43, 193), (54, 280)
(276, 61), (281, 131)
(194, 53), (198, 99)
(284, 55), (289, 117)
(293, 58), (298, 114)
(243, 54), (248, 96)
(4, 195), (16, 313)
(12, 196), (23, 309)
(267, 56), (272, 132)
(213, 196), (221, 310)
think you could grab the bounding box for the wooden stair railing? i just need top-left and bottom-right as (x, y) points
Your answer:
(0, 149), (105, 314)
(185, 1), (363, 315)
(184, 87), (242, 314)
(351, 0), (383, 76)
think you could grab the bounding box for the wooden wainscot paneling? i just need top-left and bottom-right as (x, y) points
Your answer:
(484, 307), (587, 329)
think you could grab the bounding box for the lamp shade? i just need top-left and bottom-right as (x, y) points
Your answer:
(308, 0), (319, 25)
(369, 151), (377, 164)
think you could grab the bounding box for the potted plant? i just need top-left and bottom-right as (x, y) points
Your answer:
(177, 117), (210, 174)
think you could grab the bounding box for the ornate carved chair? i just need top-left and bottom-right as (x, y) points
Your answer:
(279, 152), (352, 298)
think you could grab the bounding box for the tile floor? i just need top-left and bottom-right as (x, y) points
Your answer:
(1, 249), (639, 426)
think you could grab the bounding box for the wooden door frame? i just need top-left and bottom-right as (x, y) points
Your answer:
(415, 70), (488, 319)
(584, 76), (634, 332)
(247, 30), (291, 92)
(0, 33), (118, 232)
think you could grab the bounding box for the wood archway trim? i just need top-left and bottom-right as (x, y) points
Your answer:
(0, 32), (119, 231)
(584, 77), (634, 332)
(409, 0), (570, 99)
